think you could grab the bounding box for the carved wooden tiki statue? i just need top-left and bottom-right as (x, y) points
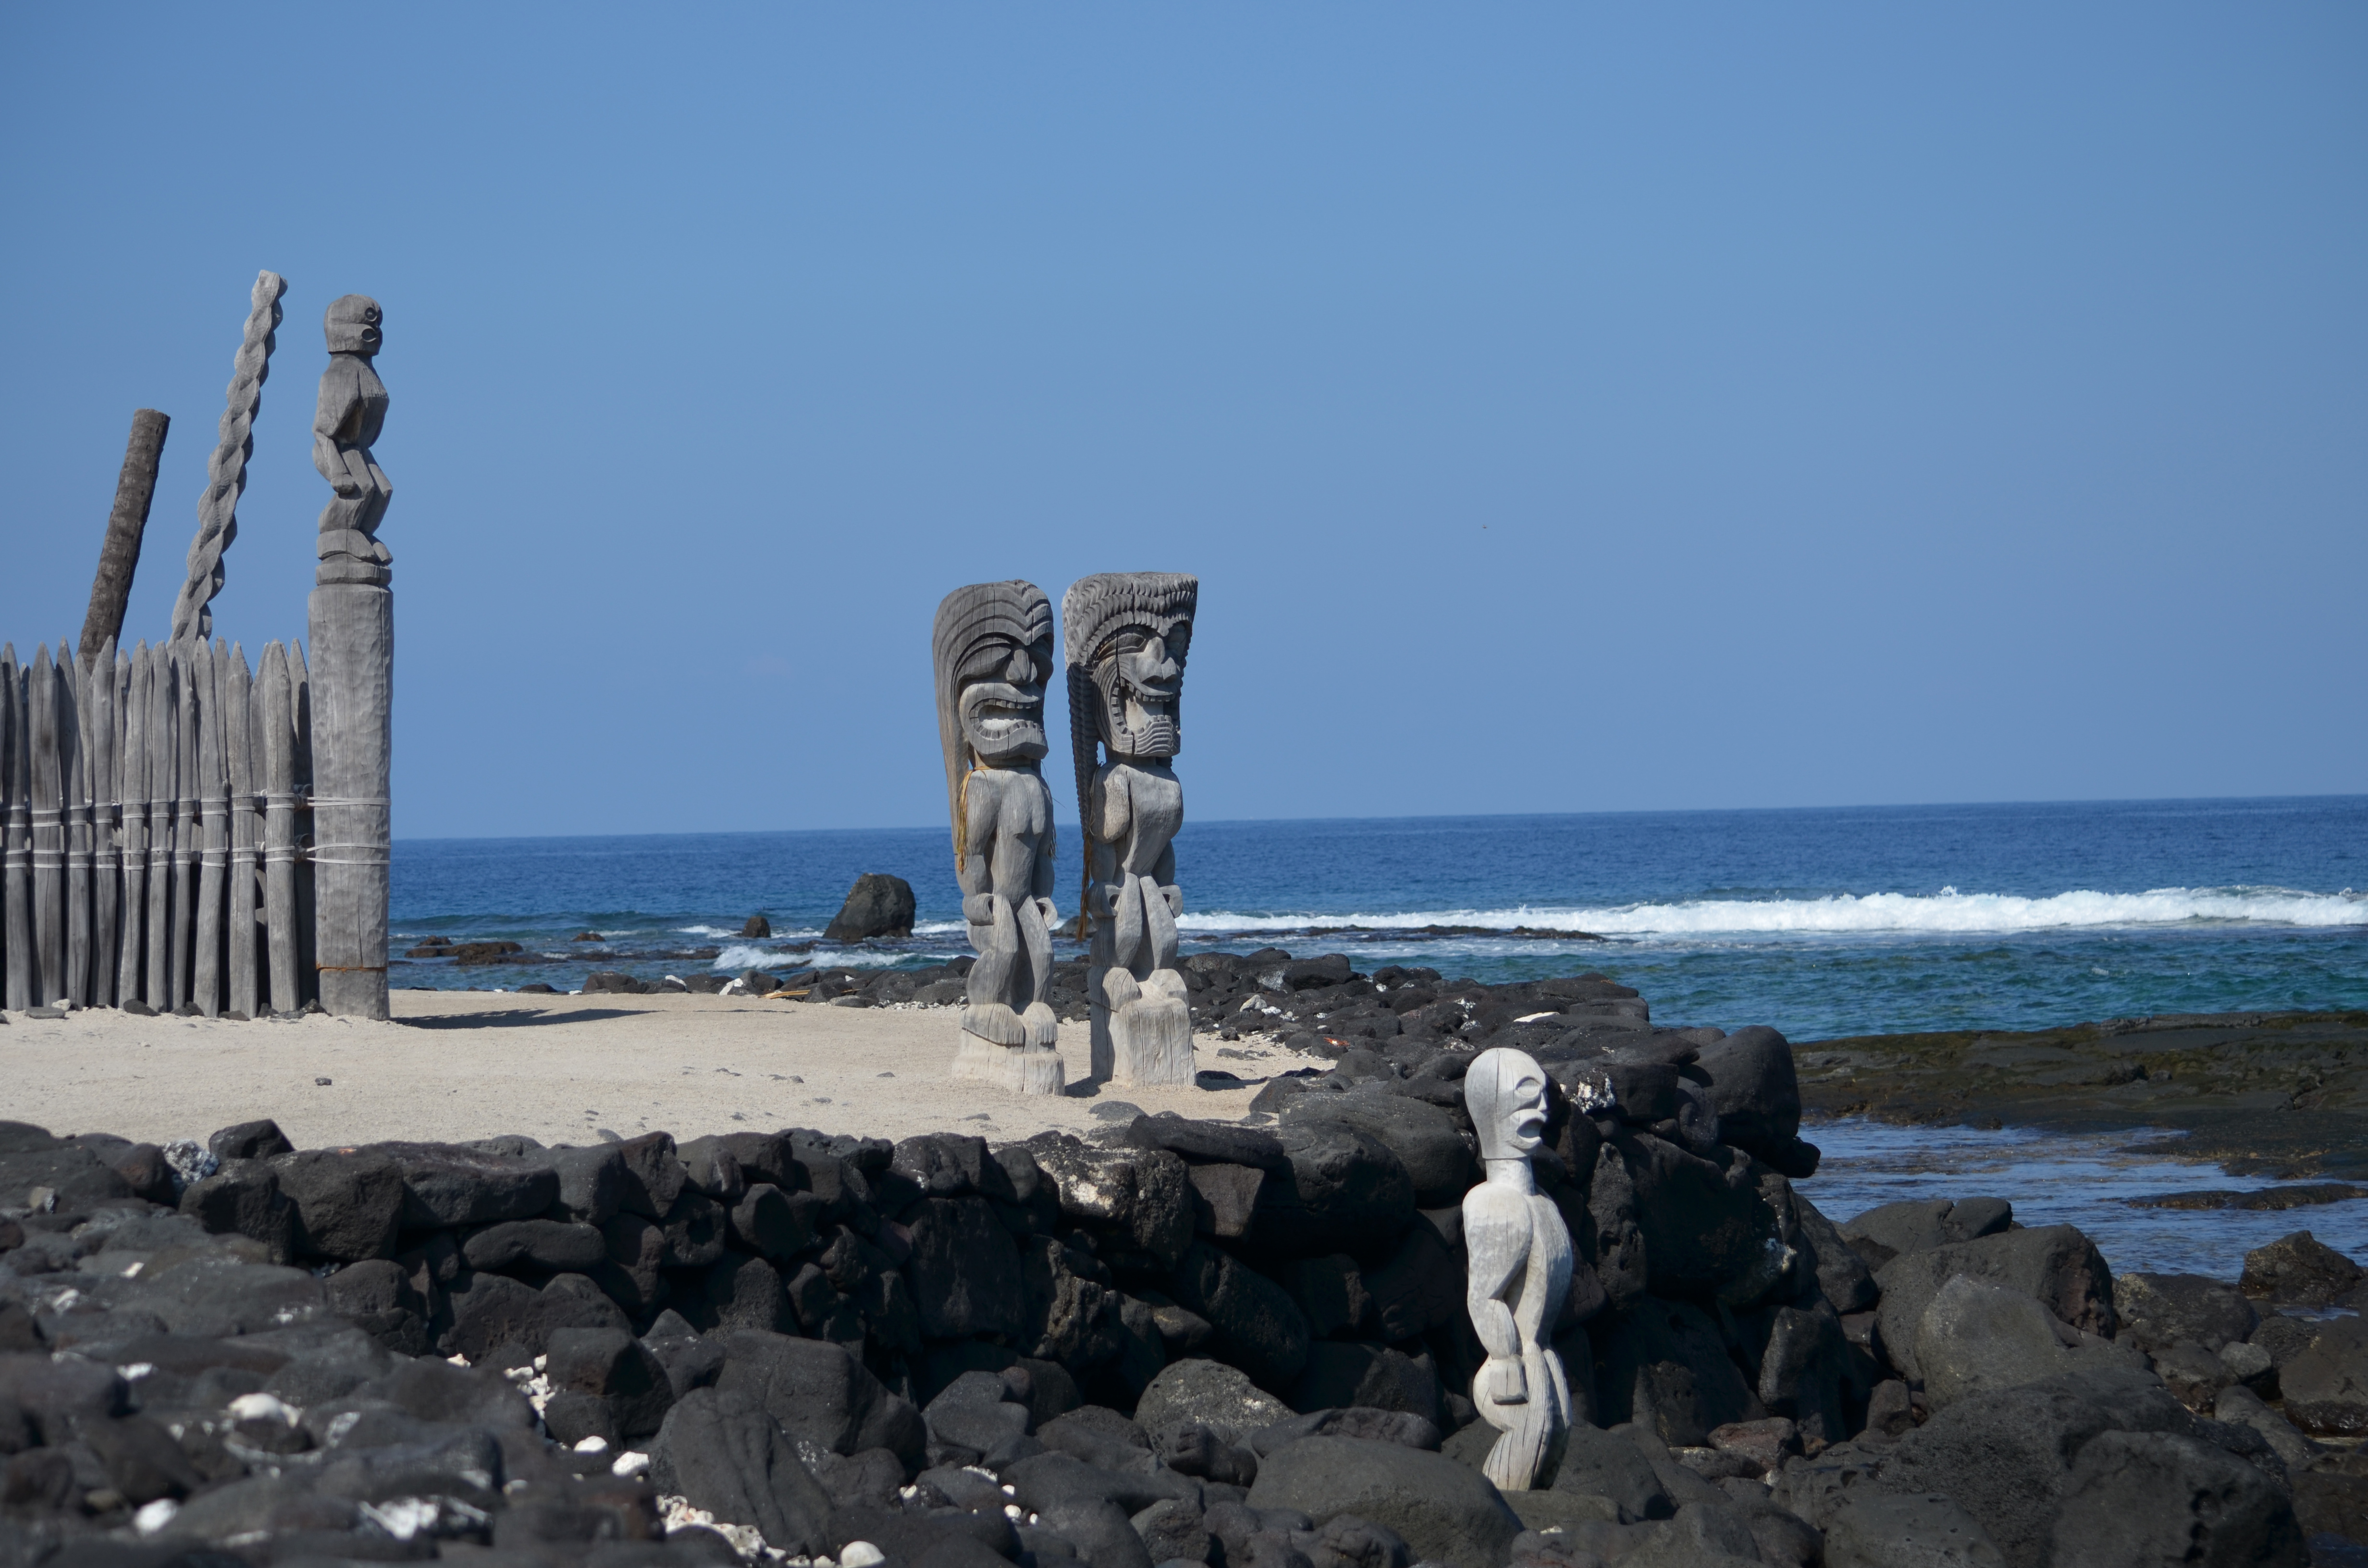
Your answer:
(1063, 571), (1197, 1086)
(934, 581), (1063, 1093)
(1463, 1047), (1576, 1490)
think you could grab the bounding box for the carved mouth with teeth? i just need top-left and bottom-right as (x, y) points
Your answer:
(961, 681), (1048, 761)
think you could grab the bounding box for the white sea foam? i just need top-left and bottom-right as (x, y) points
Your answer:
(705, 942), (961, 971)
(1173, 886), (2365, 941)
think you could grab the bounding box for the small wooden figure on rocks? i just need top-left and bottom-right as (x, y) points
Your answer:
(1063, 572), (1197, 1087)
(1462, 1046), (1575, 1491)
(934, 581), (1064, 1094)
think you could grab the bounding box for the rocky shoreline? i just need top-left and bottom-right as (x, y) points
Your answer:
(5, 956), (2366, 1566)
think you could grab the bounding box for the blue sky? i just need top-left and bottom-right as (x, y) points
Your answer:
(1, 6), (2360, 838)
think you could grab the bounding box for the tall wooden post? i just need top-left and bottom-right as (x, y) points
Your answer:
(80, 411), (169, 666)
(144, 649), (173, 1008)
(307, 294), (393, 1021)
(193, 641), (225, 1017)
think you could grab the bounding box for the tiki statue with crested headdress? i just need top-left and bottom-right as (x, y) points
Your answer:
(1064, 572), (1196, 1087)
(934, 581), (1063, 1093)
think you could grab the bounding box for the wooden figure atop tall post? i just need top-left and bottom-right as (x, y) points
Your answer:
(1063, 572), (1197, 1087)
(935, 581), (1064, 1094)
(307, 294), (393, 1020)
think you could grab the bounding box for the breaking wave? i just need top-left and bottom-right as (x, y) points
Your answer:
(1174, 886), (2365, 941)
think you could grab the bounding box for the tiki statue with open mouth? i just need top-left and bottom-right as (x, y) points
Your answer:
(1063, 572), (1197, 1087)
(933, 580), (1063, 1093)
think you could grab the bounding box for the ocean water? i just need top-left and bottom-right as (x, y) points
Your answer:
(392, 795), (2368, 1041)
(1800, 1118), (2368, 1284)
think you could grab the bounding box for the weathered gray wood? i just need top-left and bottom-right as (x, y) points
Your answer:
(193, 640), (225, 1017)
(225, 643), (258, 1018)
(934, 581), (1063, 1093)
(90, 641), (122, 1006)
(171, 272), (286, 645)
(30, 648), (63, 1008)
(63, 645), (91, 1006)
(1462, 1050), (1575, 1490)
(117, 644), (149, 1005)
(169, 651), (197, 1009)
(1062, 572), (1198, 1086)
(144, 645), (173, 1008)
(307, 295), (393, 1021)
(81, 410), (170, 666)
(293, 639), (317, 1008)
(259, 642), (298, 1015)
(1, 649), (27, 1010)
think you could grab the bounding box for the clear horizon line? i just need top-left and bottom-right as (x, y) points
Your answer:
(388, 790), (2368, 847)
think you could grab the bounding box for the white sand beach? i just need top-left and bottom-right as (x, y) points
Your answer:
(0, 992), (1324, 1150)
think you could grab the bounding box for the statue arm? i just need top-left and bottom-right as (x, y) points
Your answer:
(956, 807), (997, 924)
(1154, 839), (1180, 916)
(1465, 1191), (1530, 1403)
(1085, 771), (1126, 918)
(312, 363), (362, 495)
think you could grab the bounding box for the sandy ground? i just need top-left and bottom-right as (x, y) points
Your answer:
(0, 992), (1323, 1152)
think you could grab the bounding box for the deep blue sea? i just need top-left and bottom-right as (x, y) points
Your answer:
(393, 795), (2368, 1041)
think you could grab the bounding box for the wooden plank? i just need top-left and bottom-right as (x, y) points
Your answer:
(293, 639), (317, 1008)
(90, 640), (122, 1007)
(192, 639), (224, 1017)
(29, 647), (62, 1008)
(226, 642), (258, 1018)
(1, 648), (26, 1010)
(63, 645), (92, 1007)
(168, 649), (197, 1009)
(259, 642), (298, 1015)
(117, 644), (149, 1006)
(144, 644), (173, 1008)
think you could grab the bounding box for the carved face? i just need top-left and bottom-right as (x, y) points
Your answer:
(1468, 1048), (1550, 1161)
(1091, 618), (1189, 760)
(325, 295), (383, 355)
(958, 633), (1052, 767)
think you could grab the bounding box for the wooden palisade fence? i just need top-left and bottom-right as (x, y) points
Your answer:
(0, 268), (391, 1020)
(0, 635), (317, 1016)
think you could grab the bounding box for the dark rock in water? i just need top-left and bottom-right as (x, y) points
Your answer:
(2240, 1229), (2364, 1307)
(651, 1384), (837, 1556)
(2279, 1316), (2368, 1436)
(2129, 1181), (2368, 1210)
(1249, 1435), (1521, 1568)
(1873, 1225), (2118, 1381)
(2113, 1272), (2259, 1354)
(449, 940), (526, 965)
(571, 930), (603, 941)
(824, 873), (916, 943)
(2049, 1429), (2305, 1568)
(742, 914), (772, 939)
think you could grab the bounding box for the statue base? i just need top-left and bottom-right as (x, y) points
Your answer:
(951, 1030), (1065, 1095)
(1089, 991), (1195, 1087)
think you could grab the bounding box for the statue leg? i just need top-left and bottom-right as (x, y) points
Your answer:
(956, 896), (1026, 1082)
(1003, 894), (1063, 1094)
(1108, 877), (1193, 1088)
